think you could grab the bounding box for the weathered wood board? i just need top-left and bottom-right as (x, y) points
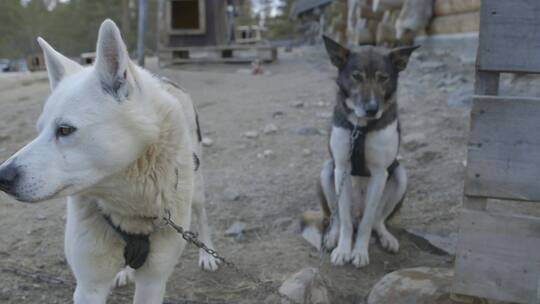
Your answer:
(158, 45), (277, 65)
(465, 96), (540, 202)
(477, 0), (540, 73)
(427, 11), (479, 35)
(372, 0), (403, 12)
(433, 0), (480, 17)
(453, 209), (540, 303)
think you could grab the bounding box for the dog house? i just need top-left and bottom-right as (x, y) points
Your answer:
(161, 0), (229, 47)
(26, 53), (46, 72)
(235, 25), (264, 44)
(158, 0), (276, 65)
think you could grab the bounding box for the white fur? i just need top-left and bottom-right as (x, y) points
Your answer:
(327, 120), (406, 268)
(0, 20), (218, 303)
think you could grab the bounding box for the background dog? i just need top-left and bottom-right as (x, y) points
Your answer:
(301, 36), (418, 268)
(0, 19), (218, 303)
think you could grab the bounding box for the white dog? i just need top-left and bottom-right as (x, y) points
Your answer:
(0, 20), (218, 303)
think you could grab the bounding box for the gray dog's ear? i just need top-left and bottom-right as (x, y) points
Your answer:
(95, 19), (131, 101)
(37, 37), (82, 91)
(323, 35), (350, 68)
(389, 45), (420, 72)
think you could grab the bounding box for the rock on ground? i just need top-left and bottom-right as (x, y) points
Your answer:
(263, 123), (278, 134)
(223, 187), (241, 201)
(368, 267), (454, 304)
(279, 267), (330, 304)
(201, 137), (214, 147)
(224, 221), (247, 237)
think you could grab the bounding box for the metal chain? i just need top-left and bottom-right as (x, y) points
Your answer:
(325, 120), (362, 246)
(162, 210), (301, 304)
(163, 122), (363, 304)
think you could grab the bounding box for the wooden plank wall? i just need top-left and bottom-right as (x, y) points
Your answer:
(454, 209), (540, 303)
(477, 0), (540, 73)
(465, 96), (540, 202)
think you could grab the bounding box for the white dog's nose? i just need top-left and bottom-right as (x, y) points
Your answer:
(0, 163), (18, 195)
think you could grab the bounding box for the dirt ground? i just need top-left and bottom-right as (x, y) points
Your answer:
(0, 46), (533, 303)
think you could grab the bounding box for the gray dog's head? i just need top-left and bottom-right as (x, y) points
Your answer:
(323, 36), (418, 119)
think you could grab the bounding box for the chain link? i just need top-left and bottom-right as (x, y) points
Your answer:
(162, 210), (301, 304)
(336, 120), (362, 199)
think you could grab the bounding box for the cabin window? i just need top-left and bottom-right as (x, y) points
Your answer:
(168, 0), (206, 34)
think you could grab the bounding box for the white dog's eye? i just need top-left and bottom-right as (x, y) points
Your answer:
(56, 125), (77, 137)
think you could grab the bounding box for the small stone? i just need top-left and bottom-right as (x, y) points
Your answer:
(36, 214), (46, 220)
(201, 137), (214, 147)
(225, 221), (247, 236)
(243, 131), (259, 139)
(405, 229), (457, 255)
(291, 100), (305, 108)
(263, 123), (278, 134)
(223, 188), (241, 202)
(315, 101), (329, 107)
(279, 267), (330, 304)
(294, 127), (321, 136)
(302, 149), (312, 156)
(263, 149), (274, 158)
(273, 111), (285, 118)
(368, 267), (454, 304)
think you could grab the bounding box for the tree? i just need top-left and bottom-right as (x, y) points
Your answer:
(265, 0), (295, 40)
(0, 0), (158, 60)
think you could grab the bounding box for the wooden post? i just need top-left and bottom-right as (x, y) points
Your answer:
(137, 0), (147, 67)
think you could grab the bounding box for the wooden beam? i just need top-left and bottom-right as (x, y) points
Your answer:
(477, 0), (540, 73)
(433, 0), (480, 17)
(453, 209), (540, 303)
(465, 96), (540, 202)
(137, 0), (147, 67)
(427, 11), (479, 35)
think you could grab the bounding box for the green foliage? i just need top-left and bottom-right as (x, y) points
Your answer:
(265, 0), (295, 40)
(0, 0), (158, 60)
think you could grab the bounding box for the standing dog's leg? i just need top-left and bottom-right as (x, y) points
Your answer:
(133, 231), (185, 304)
(330, 127), (354, 266)
(374, 164), (407, 253)
(351, 169), (388, 267)
(320, 160), (339, 251)
(66, 200), (123, 304)
(192, 172), (220, 271)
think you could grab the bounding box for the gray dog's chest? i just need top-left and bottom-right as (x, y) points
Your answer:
(350, 129), (399, 177)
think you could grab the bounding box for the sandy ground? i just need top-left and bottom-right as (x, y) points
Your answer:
(0, 46), (533, 303)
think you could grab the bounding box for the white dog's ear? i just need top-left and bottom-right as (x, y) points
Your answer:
(37, 37), (82, 91)
(95, 19), (131, 101)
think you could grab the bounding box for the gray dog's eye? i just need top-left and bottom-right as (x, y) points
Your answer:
(352, 71), (364, 82)
(56, 125), (77, 137)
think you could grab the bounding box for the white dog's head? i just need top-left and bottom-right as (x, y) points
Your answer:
(0, 20), (160, 202)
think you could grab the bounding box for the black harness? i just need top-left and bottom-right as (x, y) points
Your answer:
(349, 126), (399, 177)
(103, 152), (201, 269)
(103, 214), (151, 269)
(337, 103), (400, 177)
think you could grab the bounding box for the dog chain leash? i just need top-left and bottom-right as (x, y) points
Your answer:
(162, 209), (301, 304)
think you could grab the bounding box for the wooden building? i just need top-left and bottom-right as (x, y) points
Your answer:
(291, 0), (334, 44)
(158, 0), (276, 65)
